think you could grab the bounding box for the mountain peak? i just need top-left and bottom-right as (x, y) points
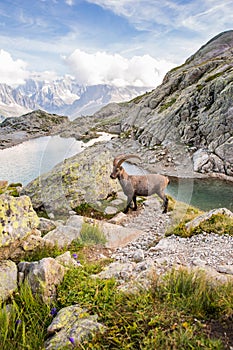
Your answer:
(186, 30), (233, 66)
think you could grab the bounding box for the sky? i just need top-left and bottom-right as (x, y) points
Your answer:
(0, 0), (232, 88)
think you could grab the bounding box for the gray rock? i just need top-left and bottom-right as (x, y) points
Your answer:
(97, 220), (144, 249)
(65, 215), (84, 229)
(18, 258), (66, 303)
(55, 251), (82, 268)
(22, 144), (121, 219)
(95, 261), (136, 281)
(216, 265), (233, 275)
(0, 194), (40, 260)
(192, 149), (210, 172)
(0, 110), (69, 149)
(104, 206), (118, 215)
(185, 208), (233, 231)
(38, 217), (57, 235)
(43, 225), (82, 248)
(108, 212), (127, 225)
(45, 305), (105, 349)
(132, 249), (144, 262)
(0, 260), (18, 302)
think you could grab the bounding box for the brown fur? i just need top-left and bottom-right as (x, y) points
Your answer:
(110, 155), (169, 213)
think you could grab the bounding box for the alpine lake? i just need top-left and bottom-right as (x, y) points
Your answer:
(0, 134), (232, 212)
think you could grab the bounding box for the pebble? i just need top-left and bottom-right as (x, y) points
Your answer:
(111, 196), (233, 273)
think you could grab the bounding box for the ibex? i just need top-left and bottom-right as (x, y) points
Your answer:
(110, 154), (169, 213)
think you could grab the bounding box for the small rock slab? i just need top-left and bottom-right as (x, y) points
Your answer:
(45, 305), (105, 349)
(185, 208), (233, 231)
(0, 260), (17, 302)
(96, 220), (144, 249)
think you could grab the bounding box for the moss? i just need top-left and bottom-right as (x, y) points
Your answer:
(167, 209), (233, 238)
(196, 84), (204, 91)
(205, 72), (224, 82)
(159, 97), (177, 113)
(74, 203), (105, 219)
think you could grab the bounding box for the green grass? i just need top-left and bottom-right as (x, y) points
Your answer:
(166, 207), (233, 238)
(159, 97), (177, 113)
(0, 282), (52, 350)
(205, 72), (224, 82)
(1, 199), (233, 349)
(79, 222), (107, 245)
(1, 257), (232, 349)
(190, 214), (233, 236)
(56, 265), (232, 349)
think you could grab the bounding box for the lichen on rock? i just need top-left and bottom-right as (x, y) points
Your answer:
(22, 143), (121, 219)
(0, 194), (39, 249)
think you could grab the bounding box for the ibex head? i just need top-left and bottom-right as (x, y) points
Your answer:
(110, 154), (141, 179)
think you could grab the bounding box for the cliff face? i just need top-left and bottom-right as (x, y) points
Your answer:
(96, 31), (233, 176)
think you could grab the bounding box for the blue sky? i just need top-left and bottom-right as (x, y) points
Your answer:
(0, 0), (232, 87)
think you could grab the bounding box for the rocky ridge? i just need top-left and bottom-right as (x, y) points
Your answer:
(87, 30), (233, 177)
(0, 109), (69, 149)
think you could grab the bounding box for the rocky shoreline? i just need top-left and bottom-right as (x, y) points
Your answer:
(1, 112), (232, 183)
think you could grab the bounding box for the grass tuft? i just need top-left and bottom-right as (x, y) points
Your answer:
(79, 222), (107, 245)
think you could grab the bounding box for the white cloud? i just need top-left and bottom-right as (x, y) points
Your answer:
(65, 0), (75, 5)
(64, 49), (175, 87)
(0, 50), (29, 86)
(87, 0), (233, 34)
(29, 70), (61, 82)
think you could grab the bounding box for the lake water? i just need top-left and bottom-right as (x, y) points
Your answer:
(124, 163), (233, 212)
(167, 177), (233, 212)
(0, 136), (232, 211)
(0, 133), (113, 186)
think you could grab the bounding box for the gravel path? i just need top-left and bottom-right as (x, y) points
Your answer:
(111, 196), (233, 273)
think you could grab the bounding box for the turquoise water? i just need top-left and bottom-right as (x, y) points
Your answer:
(167, 177), (233, 212)
(124, 163), (233, 211)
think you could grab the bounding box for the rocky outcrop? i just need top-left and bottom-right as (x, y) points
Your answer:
(92, 31), (233, 177)
(18, 258), (66, 303)
(0, 194), (40, 260)
(185, 207), (233, 232)
(0, 109), (69, 149)
(22, 142), (122, 219)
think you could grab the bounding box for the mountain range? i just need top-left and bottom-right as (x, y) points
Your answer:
(0, 75), (150, 121)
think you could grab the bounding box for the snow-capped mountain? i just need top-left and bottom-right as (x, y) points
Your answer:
(0, 76), (151, 120)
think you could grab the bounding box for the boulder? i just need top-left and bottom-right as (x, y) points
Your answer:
(38, 217), (57, 235)
(43, 224), (82, 248)
(192, 149), (210, 172)
(0, 260), (18, 302)
(0, 194), (40, 260)
(87, 219), (144, 249)
(18, 257), (66, 303)
(185, 208), (233, 232)
(43, 215), (144, 250)
(22, 144), (120, 219)
(45, 305), (105, 349)
(55, 251), (82, 268)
